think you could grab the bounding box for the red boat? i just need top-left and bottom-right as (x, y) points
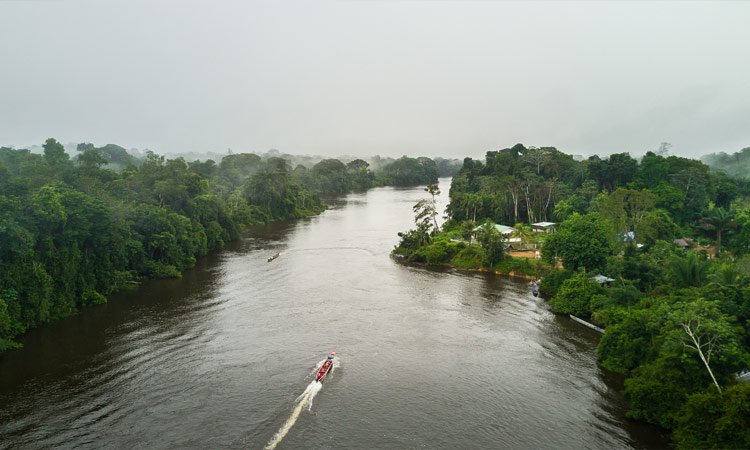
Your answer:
(315, 352), (336, 382)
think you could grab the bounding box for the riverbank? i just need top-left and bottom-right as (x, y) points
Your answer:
(392, 232), (551, 280)
(393, 254), (543, 281)
(0, 182), (669, 448)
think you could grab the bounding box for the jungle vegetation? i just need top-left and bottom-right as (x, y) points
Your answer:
(0, 139), (446, 352)
(394, 143), (750, 448)
(702, 147), (750, 180)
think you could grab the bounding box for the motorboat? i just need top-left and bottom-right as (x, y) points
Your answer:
(315, 352), (336, 382)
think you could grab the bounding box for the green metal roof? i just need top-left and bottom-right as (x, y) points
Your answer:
(472, 224), (515, 234)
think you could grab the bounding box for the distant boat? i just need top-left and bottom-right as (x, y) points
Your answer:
(267, 253), (280, 262)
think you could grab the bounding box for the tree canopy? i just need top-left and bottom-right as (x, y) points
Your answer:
(1, 141), (456, 351)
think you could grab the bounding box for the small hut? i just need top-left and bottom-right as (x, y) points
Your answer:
(673, 238), (690, 249)
(472, 224), (516, 237)
(471, 224), (517, 246)
(590, 274), (615, 286)
(531, 222), (556, 233)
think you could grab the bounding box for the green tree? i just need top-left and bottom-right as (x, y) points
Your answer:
(598, 306), (665, 373)
(635, 152), (669, 188)
(622, 295), (749, 430)
(729, 210), (750, 255)
(669, 252), (708, 288)
(549, 270), (603, 317)
(511, 222), (532, 248)
(596, 188), (656, 240)
(674, 384), (750, 449)
(670, 166), (711, 222)
(701, 207), (735, 255)
(424, 183), (441, 233)
(624, 357), (696, 429)
(412, 198), (437, 245)
(542, 213), (613, 272)
(381, 156), (438, 186)
(42, 138), (69, 166)
(477, 221), (506, 268)
(553, 199), (575, 221)
(0, 291), (20, 350)
(346, 159), (375, 190)
(312, 158), (350, 195)
(636, 209), (678, 245)
(465, 192), (483, 222)
(218, 153), (263, 189)
(664, 299), (749, 393)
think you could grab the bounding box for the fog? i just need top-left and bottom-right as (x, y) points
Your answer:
(1, 1), (749, 159)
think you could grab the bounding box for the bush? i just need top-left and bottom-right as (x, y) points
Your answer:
(416, 239), (462, 266)
(495, 257), (545, 277)
(142, 260), (182, 279)
(549, 270), (603, 317)
(0, 296), (21, 351)
(451, 245), (484, 269)
(81, 288), (107, 306)
(539, 269), (573, 298)
(110, 270), (136, 292)
(396, 229), (426, 253)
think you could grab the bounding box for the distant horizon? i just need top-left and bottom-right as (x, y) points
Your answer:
(2, 1), (749, 161)
(5, 138), (746, 163)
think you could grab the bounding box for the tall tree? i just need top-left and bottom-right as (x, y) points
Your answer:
(477, 221), (506, 268)
(424, 183), (441, 233)
(42, 138), (69, 166)
(701, 207), (735, 255)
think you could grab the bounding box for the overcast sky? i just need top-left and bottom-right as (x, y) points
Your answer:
(1, 1), (749, 159)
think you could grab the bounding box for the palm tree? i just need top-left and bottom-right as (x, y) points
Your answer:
(708, 262), (743, 288)
(553, 199), (573, 221)
(466, 193), (482, 223)
(701, 207), (736, 256)
(512, 223), (533, 250)
(669, 252), (708, 288)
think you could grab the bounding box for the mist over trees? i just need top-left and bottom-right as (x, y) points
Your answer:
(702, 147), (750, 179)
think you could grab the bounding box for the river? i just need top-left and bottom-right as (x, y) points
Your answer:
(0, 178), (668, 449)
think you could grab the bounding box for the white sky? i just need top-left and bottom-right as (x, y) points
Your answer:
(1, 1), (749, 159)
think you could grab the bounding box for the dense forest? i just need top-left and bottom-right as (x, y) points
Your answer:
(702, 147), (750, 180)
(0, 139), (458, 352)
(394, 144), (750, 448)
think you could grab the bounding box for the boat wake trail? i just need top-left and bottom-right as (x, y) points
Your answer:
(264, 381), (323, 450)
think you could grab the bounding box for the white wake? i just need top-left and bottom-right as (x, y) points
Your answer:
(264, 381), (322, 450)
(265, 357), (339, 450)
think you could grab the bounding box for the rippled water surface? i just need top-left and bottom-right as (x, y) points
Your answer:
(0, 179), (668, 449)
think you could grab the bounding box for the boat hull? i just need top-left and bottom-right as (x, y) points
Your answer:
(316, 360), (333, 382)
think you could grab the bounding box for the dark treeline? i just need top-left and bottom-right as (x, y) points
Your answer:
(0, 139), (450, 351)
(395, 143), (750, 448)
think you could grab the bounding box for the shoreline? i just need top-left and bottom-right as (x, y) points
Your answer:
(392, 255), (542, 282)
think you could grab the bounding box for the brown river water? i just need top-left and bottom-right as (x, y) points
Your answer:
(0, 179), (668, 449)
